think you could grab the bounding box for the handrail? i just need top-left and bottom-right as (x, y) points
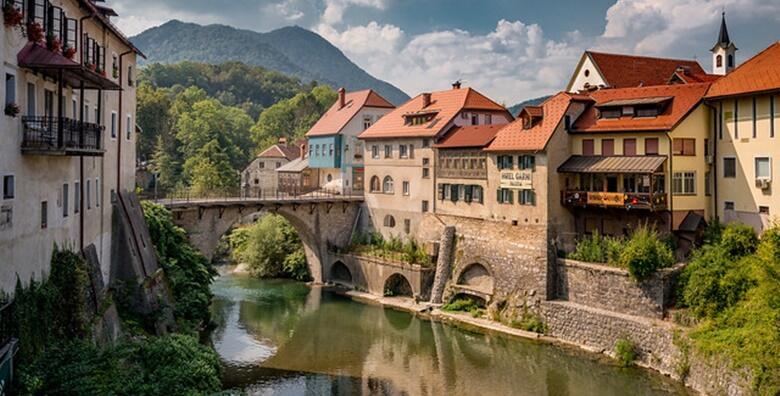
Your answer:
(21, 115), (104, 153)
(143, 187), (365, 205)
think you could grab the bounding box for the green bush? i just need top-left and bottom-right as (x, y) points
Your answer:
(347, 232), (432, 266)
(720, 223), (758, 258)
(614, 338), (637, 367)
(509, 311), (547, 334)
(229, 214), (311, 281)
(568, 233), (623, 265)
(619, 225), (674, 281)
(19, 334), (221, 396)
(142, 201), (217, 331)
(441, 297), (484, 317)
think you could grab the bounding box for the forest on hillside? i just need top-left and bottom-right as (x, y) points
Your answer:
(136, 61), (337, 193)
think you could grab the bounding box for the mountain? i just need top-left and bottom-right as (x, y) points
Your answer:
(507, 95), (552, 117)
(131, 20), (410, 106)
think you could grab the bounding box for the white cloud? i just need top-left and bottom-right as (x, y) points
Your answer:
(321, 0), (388, 25)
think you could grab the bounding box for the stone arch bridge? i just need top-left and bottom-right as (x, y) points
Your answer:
(157, 191), (363, 283)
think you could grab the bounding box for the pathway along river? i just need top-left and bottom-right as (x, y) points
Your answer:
(211, 270), (690, 395)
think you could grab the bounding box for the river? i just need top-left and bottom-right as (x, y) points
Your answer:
(211, 271), (690, 395)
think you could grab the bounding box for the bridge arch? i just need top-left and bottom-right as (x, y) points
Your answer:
(383, 273), (413, 297)
(330, 260), (353, 286)
(456, 262), (494, 295)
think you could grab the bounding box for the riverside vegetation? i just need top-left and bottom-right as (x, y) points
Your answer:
(7, 203), (221, 395)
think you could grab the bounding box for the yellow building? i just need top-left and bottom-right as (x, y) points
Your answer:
(560, 83), (713, 238)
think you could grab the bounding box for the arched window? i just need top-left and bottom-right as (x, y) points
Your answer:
(716, 55), (723, 68)
(727, 54), (734, 68)
(383, 176), (394, 193)
(383, 215), (396, 227)
(370, 176), (380, 192)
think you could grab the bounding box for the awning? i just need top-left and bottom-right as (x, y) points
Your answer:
(558, 155), (666, 174)
(17, 43), (121, 90)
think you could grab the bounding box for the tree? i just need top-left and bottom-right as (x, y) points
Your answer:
(136, 83), (173, 162)
(232, 214), (309, 280)
(182, 140), (238, 194)
(251, 86), (337, 150)
(149, 135), (181, 191)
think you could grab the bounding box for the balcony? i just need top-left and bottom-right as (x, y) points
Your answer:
(21, 116), (104, 156)
(562, 190), (668, 211)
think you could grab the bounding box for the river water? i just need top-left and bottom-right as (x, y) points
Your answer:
(211, 271), (689, 395)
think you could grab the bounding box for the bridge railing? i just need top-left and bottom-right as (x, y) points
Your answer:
(143, 186), (364, 205)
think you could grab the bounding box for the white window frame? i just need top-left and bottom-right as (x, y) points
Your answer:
(755, 156), (772, 180)
(672, 171), (696, 195)
(110, 111), (117, 139)
(5, 71), (16, 108)
(402, 181), (409, 196)
(723, 156), (737, 178)
(2, 174), (15, 200)
(126, 114), (133, 140)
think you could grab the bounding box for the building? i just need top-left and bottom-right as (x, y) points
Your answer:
(566, 51), (718, 92)
(560, 83), (713, 237)
(359, 82), (512, 237)
(484, 92), (591, 244)
(0, 0), (142, 292)
(241, 139), (301, 197)
(306, 88), (395, 194)
(706, 40), (780, 231)
(276, 156), (319, 194)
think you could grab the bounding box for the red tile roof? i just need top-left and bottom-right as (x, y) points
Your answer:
(433, 125), (503, 149)
(706, 41), (780, 99)
(359, 87), (510, 139)
(571, 83), (711, 133)
(486, 92), (574, 152)
(306, 89), (394, 137)
(257, 144), (300, 161)
(586, 51), (708, 88)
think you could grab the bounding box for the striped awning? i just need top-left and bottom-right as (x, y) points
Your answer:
(558, 155), (666, 174)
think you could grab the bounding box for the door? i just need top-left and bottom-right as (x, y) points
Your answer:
(606, 175), (618, 192)
(352, 167), (364, 192)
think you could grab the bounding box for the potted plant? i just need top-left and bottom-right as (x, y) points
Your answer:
(96, 66), (105, 76)
(3, 2), (23, 28)
(46, 33), (62, 53)
(26, 21), (44, 43)
(63, 45), (76, 60)
(112, 67), (119, 79)
(4, 102), (20, 118)
(85, 62), (95, 71)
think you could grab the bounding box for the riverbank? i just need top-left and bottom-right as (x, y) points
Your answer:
(330, 286), (747, 396)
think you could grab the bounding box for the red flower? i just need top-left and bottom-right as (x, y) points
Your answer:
(64, 47), (77, 60)
(3, 4), (23, 28)
(26, 22), (44, 43)
(47, 35), (62, 53)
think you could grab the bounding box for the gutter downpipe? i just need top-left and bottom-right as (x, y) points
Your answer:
(704, 101), (719, 222)
(117, 50), (132, 191)
(665, 131), (674, 234)
(78, 15), (90, 251)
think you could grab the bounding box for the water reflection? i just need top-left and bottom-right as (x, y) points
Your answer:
(212, 272), (689, 396)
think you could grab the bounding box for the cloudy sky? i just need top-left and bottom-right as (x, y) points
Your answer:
(112, 0), (780, 104)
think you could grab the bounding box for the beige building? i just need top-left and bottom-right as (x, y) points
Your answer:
(358, 83), (512, 237)
(0, 0), (141, 292)
(241, 140), (301, 197)
(706, 40), (780, 232)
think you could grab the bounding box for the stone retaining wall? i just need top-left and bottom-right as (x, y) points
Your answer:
(325, 252), (435, 299)
(555, 259), (684, 319)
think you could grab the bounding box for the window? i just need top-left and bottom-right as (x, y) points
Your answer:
(601, 108), (621, 119)
(734, 99), (739, 139)
(582, 139), (594, 156)
(363, 115), (372, 130)
(371, 145), (379, 159)
(461, 112), (469, 119)
(74, 181), (80, 214)
(673, 138), (696, 156)
(705, 171), (711, 196)
(2, 176), (13, 199)
(84, 104), (90, 122)
(127, 115), (133, 140)
(716, 55), (723, 68)
(27, 83), (35, 116)
(564, 115), (571, 131)
(95, 178), (100, 207)
(635, 106), (659, 118)
(370, 176), (380, 192)
(422, 139), (430, 148)
(327, 174), (333, 182)
(753, 97), (757, 138)
(497, 155), (514, 170)
(383, 215), (396, 228)
(519, 189), (536, 205)
(519, 155), (535, 170)
(62, 183), (69, 218)
(127, 66), (134, 86)
(422, 200), (429, 212)
(497, 188), (513, 204)
(760, 206), (770, 215)
(672, 172), (696, 195)
(486, 114), (492, 125)
(422, 167), (430, 178)
(44, 89), (53, 118)
(329, 144), (334, 156)
(399, 145), (408, 158)
(276, 162), (282, 169)
(384, 145), (392, 158)
(41, 201), (47, 229)
(623, 138), (637, 156)
(259, 162), (265, 169)
(110, 112), (117, 138)
(382, 176), (394, 193)
(725, 201), (735, 211)
(645, 138), (659, 155)
(95, 107), (99, 124)
(584, 69), (590, 77)
(5, 73), (15, 106)
(723, 157), (736, 178)
(439, 183), (449, 200)
(402, 181), (409, 196)
(408, 144), (414, 159)
(756, 157), (771, 179)
(771, 95), (776, 138)
(727, 54), (734, 68)
(472, 185), (483, 203)
(404, 219), (411, 234)
(601, 139), (614, 156)
(86, 180), (91, 209)
(72, 97), (77, 119)
(471, 114), (478, 125)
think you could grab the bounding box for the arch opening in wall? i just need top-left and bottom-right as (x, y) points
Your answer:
(330, 260), (352, 286)
(382, 176), (394, 193)
(456, 263), (494, 295)
(369, 176), (380, 192)
(383, 215), (396, 228)
(383, 273), (413, 297)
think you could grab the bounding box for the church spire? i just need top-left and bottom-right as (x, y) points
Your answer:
(710, 11), (737, 75)
(715, 12), (731, 49)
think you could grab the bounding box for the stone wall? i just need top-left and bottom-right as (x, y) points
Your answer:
(555, 259), (684, 319)
(325, 252), (435, 299)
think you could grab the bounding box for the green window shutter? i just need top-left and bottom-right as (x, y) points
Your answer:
(507, 189), (514, 204)
(530, 190), (536, 205)
(529, 155), (536, 171)
(508, 156), (514, 169)
(443, 184), (450, 200)
(464, 185), (473, 202)
(451, 185), (459, 202)
(497, 189), (503, 203)
(438, 184), (445, 200)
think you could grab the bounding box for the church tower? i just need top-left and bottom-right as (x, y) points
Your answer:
(711, 12), (737, 75)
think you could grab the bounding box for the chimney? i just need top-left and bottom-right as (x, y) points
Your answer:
(452, 80), (462, 90)
(338, 87), (346, 109)
(300, 142), (307, 158)
(278, 137), (287, 145)
(422, 93), (432, 108)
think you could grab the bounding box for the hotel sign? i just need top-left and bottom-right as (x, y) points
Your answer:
(500, 170), (533, 189)
(587, 192), (625, 206)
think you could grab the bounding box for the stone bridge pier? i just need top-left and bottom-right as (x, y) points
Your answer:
(166, 200), (361, 283)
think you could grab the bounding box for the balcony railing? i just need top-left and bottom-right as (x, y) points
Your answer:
(21, 116), (104, 156)
(562, 190), (668, 211)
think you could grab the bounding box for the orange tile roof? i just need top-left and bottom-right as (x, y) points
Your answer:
(306, 90), (394, 137)
(587, 51), (708, 88)
(571, 83), (711, 133)
(486, 92), (573, 152)
(358, 87), (511, 139)
(706, 41), (780, 99)
(433, 125), (503, 149)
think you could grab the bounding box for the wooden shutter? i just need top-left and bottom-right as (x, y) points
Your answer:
(582, 139), (594, 156)
(601, 139), (614, 156)
(645, 138), (659, 155)
(623, 138), (636, 156)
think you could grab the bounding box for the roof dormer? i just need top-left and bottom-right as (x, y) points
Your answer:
(518, 106), (543, 129)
